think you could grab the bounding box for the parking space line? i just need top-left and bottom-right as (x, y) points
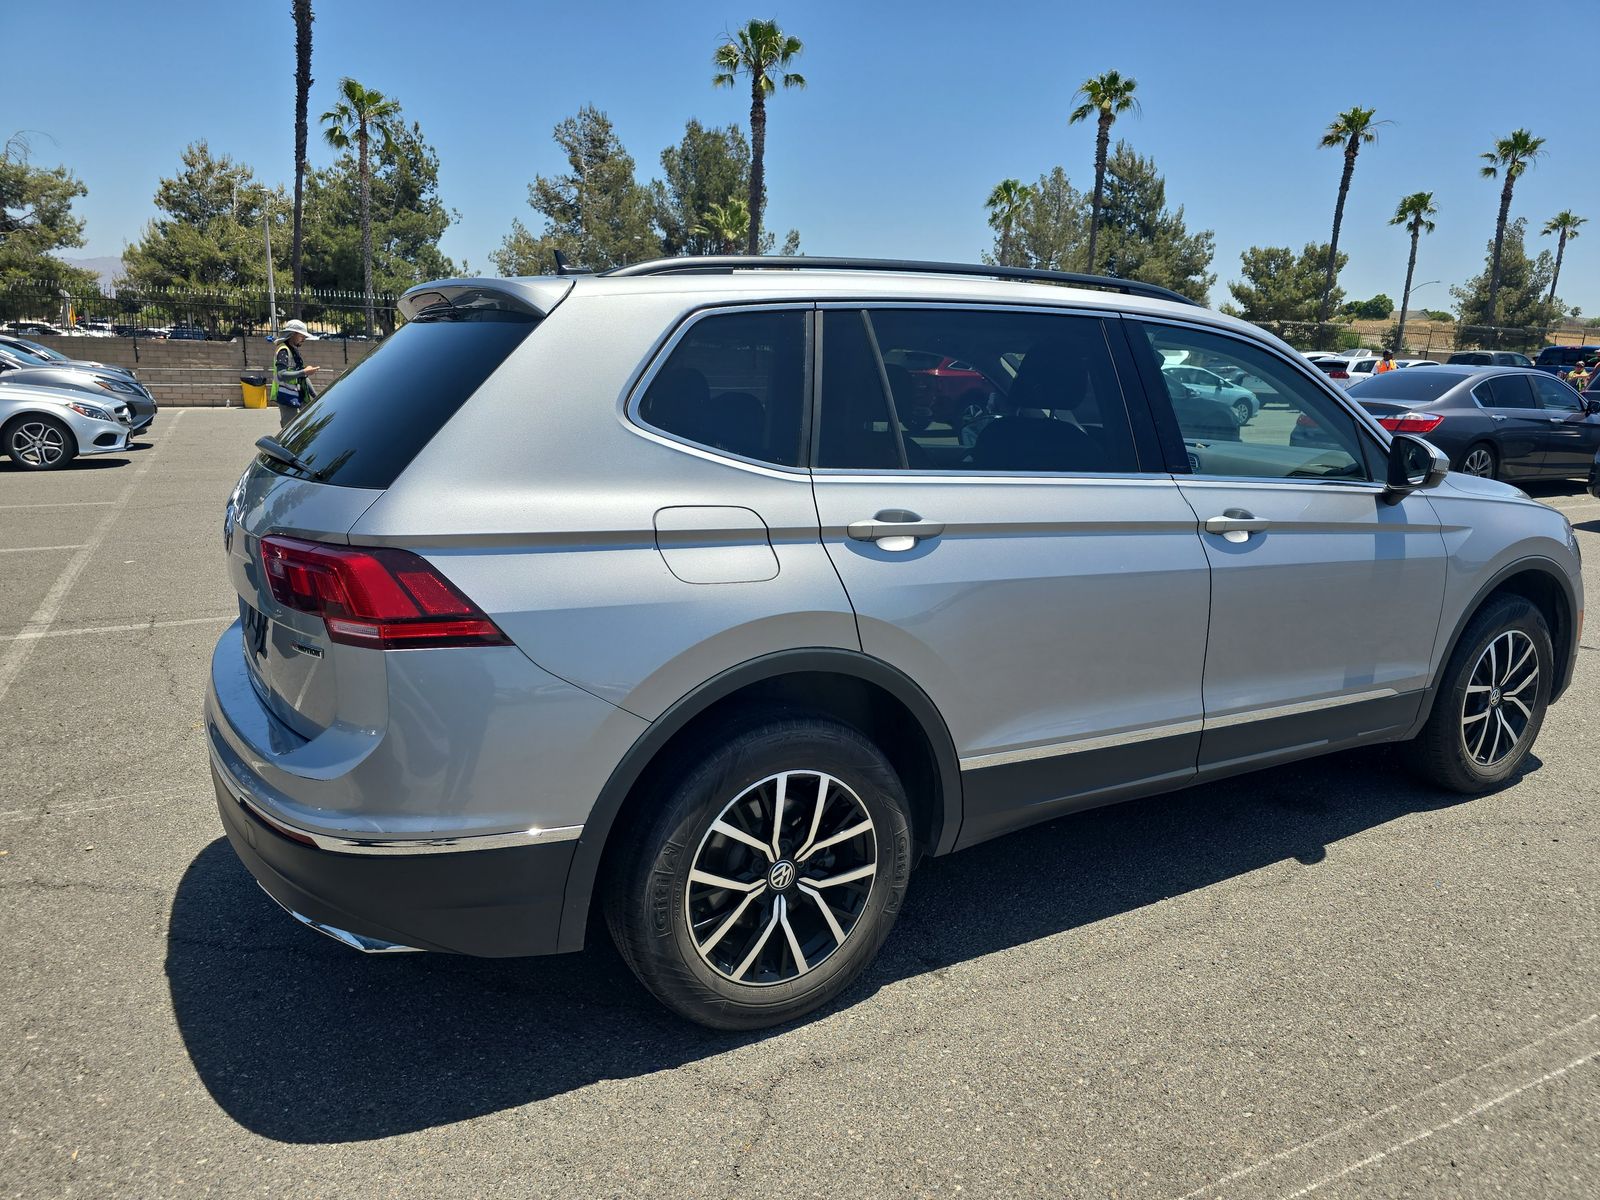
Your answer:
(1279, 1050), (1598, 1198)
(0, 410), (186, 709)
(0, 614), (233, 643)
(1172, 1011), (1599, 1200)
(0, 544), (90, 554)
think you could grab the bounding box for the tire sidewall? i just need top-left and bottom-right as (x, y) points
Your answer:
(632, 720), (912, 1027)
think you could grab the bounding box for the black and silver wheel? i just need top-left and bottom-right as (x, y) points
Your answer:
(1410, 594), (1552, 792)
(1460, 442), (1497, 479)
(1232, 399), (1252, 425)
(606, 717), (912, 1029)
(4, 415), (77, 471)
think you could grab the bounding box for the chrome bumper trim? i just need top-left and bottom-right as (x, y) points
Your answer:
(209, 738), (583, 856)
(258, 884), (422, 953)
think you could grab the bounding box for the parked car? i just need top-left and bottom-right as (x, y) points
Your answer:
(1448, 350), (1535, 368)
(0, 345), (158, 433)
(166, 325), (209, 341)
(1, 320), (67, 337)
(1345, 365), (1599, 480)
(0, 332), (140, 382)
(0, 382), (133, 469)
(1161, 362), (1261, 423)
(208, 256), (1580, 1029)
(1533, 344), (1600, 379)
(881, 349), (1000, 427)
(1394, 358), (1440, 369)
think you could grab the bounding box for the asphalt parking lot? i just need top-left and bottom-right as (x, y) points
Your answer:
(2, 410), (1597, 1199)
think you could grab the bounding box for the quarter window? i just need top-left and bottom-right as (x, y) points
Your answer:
(815, 307), (1139, 473)
(638, 309), (807, 466)
(1133, 322), (1371, 482)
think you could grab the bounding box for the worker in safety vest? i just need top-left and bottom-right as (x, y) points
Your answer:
(268, 319), (321, 429)
(1373, 349), (1397, 374)
(1568, 360), (1592, 391)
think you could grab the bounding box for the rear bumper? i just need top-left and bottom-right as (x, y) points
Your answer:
(213, 760), (575, 956)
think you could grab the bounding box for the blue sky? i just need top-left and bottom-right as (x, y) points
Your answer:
(7, 0), (1599, 312)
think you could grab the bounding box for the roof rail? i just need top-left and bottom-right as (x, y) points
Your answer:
(602, 255), (1200, 306)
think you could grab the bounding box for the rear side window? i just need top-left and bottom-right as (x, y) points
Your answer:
(271, 311), (537, 489)
(816, 307), (1139, 474)
(1474, 375), (1536, 409)
(637, 309), (806, 466)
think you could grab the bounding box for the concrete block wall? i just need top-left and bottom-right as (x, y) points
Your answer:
(26, 335), (381, 407)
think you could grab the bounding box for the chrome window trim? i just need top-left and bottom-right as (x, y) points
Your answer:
(622, 301), (816, 478)
(211, 741), (582, 856)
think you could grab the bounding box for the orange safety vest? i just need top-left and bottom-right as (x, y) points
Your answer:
(1374, 358), (1396, 373)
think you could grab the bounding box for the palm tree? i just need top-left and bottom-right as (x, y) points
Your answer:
(1541, 210), (1586, 305)
(693, 198), (750, 254)
(1316, 106), (1388, 325)
(1388, 192), (1438, 353)
(321, 77), (399, 336)
(290, 0), (314, 319)
(713, 20), (805, 255)
(1480, 129), (1546, 330)
(1067, 70), (1139, 273)
(985, 179), (1033, 265)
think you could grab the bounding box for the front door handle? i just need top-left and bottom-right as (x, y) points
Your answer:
(1490, 414), (1507, 421)
(1204, 509), (1270, 543)
(847, 509), (945, 552)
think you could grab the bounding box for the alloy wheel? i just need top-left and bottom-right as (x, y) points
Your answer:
(1460, 629), (1538, 768)
(1462, 446), (1494, 477)
(12, 421), (67, 467)
(684, 770), (877, 986)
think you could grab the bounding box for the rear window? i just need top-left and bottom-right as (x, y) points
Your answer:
(1347, 370), (1465, 402)
(269, 310), (537, 489)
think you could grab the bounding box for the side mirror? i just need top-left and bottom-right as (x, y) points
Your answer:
(1585, 397), (1600, 416)
(1383, 434), (1449, 503)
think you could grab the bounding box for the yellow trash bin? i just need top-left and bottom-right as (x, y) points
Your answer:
(239, 373), (269, 409)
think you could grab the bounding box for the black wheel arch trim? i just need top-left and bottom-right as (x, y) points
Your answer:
(1406, 555), (1579, 739)
(554, 647), (964, 952)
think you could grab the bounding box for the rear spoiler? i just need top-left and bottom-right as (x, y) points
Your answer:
(398, 277), (575, 322)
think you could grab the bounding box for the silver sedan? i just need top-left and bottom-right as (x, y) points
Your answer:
(0, 383), (133, 470)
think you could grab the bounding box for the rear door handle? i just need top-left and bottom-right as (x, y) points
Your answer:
(1204, 509), (1270, 543)
(847, 509), (945, 552)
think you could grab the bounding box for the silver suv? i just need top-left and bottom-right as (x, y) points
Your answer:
(207, 257), (1582, 1029)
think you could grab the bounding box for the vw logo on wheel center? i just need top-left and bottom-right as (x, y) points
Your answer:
(767, 859), (797, 891)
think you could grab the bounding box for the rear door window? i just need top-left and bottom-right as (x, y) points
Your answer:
(1474, 375), (1536, 409)
(815, 307), (1140, 474)
(270, 310), (538, 489)
(637, 308), (807, 466)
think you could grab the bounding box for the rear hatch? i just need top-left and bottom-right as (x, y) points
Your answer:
(225, 279), (566, 740)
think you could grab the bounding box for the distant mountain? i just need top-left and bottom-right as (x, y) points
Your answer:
(58, 256), (125, 290)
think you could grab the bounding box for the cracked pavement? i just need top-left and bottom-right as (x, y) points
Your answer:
(0, 409), (1596, 1198)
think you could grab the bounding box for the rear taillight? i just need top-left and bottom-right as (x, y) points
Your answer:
(1376, 413), (1445, 434)
(258, 535), (509, 650)
(1326, 368), (1350, 380)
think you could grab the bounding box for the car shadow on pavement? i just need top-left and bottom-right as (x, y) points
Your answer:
(0, 455), (132, 472)
(165, 743), (1528, 1144)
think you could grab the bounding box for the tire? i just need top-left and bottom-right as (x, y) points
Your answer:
(3, 414), (78, 471)
(1409, 594), (1552, 793)
(605, 717), (913, 1030)
(1232, 399), (1252, 425)
(1460, 442), (1497, 480)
